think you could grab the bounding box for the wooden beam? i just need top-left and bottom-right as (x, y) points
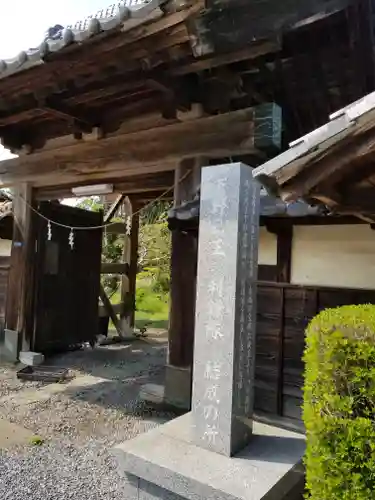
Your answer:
(5, 184), (35, 351)
(99, 302), (124, 317)
(276, 224), (292, 284)
(104, 194), (126, 223)
(120, 197), (131, 322)
(101, 262), (129, 274)
(0, 108), (259, 188)
(39, 98), (95, 130)
(91, 3), (204, 57)
(34, 171), (175, 201)
(169, 157), (202, 368)
(128, 212), (139, 327)
(104, 222), (127, 234)
(170, 39), (279, 76)
(99, 284), (124, 337)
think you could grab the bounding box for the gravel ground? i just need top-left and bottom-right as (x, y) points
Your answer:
(0, 334), (176, 500)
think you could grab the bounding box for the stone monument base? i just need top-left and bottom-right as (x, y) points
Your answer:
(113, 413), (305, 500)
(140, 364), (191, 411)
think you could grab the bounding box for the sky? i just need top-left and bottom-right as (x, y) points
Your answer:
(0, 0), (110, 58)
(0, 0), (113, 162)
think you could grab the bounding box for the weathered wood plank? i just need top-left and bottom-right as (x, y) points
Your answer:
(120, 199), (131, 322)
(0, 108), (259, 188)
(168, 158), (202, 368)
(5, 184), (35, 351)
(280, 128), (375, 202)
(101, 262), (129, 275)
(104, 194), (126, 223)
(170, 40), (279, 76)
(99, 284), (123, 336)
(99, 302), (124, 317)
(34, 171), (175, 201)
(127, 212), (139, 327)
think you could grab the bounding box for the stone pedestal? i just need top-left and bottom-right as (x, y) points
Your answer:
(114, 413), (305, 500)
(114, 163), (305, 500)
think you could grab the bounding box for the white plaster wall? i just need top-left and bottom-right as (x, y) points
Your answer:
(291, 225), (375, 289)
(258, 227), (277, 266)
(0, 239), (11, 257)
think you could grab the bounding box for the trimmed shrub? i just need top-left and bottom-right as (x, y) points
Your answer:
(303, 304), (375, 500)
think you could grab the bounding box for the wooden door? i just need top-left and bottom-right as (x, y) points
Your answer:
(33, 202), (102, 353)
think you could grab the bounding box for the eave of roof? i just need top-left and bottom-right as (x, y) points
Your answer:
(168, 192), (325, 226)
(0, 0), (164, 81)
(252, 90), (375, 199)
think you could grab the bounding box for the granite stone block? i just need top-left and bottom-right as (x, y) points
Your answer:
(192, 163), (261, 457)
(113, 413), (305, 500)
(123, 473), (140, 500)
(139, 478), (186, 500)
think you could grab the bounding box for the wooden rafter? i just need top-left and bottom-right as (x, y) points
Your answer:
(39, 98), (95, 131)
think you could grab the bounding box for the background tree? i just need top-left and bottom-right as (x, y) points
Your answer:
(77, 197), (172, 313)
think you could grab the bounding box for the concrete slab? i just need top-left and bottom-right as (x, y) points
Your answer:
(140, 365), (192, 412)
(113, 413), (305, 500)
(0, 417), (34, 449)
(140, 383), (165, 406)
(19, 351), (45, 366)
(1, 329), (22, 362)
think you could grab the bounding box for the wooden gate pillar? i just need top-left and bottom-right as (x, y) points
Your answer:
(5, 184), (35, 355)
(127, 210), (139, 327)
(165, 157), (203, 409)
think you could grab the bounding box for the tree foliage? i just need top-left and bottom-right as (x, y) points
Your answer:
(303, 304), (375, 500)
(76, 197), (171, 297)
(77, 197), (124, 297)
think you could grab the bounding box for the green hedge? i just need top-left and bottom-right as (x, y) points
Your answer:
(303, 304), (375, 500)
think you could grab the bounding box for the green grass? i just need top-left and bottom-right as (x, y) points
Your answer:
(135, 282), (169, 329)
(135, 312), (169, 330)
(106, 279), (169, 331)
(29, 435), (45, 446)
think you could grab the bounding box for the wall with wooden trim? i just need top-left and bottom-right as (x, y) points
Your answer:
(291, 225), (375, 289)
(258, 227), (277, 265)
(0, 239), (12, 257)
(254, 222), (375, 423)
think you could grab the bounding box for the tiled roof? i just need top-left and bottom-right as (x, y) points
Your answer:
(0, 0), (164, 81)
(252, 90), (375, 197)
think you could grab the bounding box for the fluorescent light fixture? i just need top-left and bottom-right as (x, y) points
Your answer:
(71, 184), (114, 196)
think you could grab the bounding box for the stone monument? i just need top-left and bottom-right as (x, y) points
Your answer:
(114, 163), (305, 500)
(192, 162), (259, 456)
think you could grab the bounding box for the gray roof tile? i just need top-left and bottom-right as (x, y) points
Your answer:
(0, 0), (164, 81)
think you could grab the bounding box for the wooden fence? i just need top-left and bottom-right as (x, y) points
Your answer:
(254, 282), (375, 421)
